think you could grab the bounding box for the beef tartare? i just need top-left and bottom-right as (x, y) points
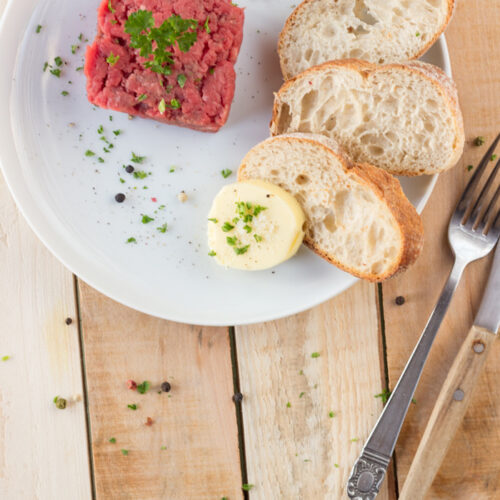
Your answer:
(85, 0), (244, 132)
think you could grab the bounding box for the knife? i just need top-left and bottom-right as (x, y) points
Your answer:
(399, 242), (500, 500)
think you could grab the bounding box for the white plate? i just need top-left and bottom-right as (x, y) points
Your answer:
(0, 0), (450, 326)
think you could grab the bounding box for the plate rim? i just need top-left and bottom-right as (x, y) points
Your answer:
(0, 0), (449, 326)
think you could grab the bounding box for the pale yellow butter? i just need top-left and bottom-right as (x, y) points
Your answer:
(207, 180), (305, 271)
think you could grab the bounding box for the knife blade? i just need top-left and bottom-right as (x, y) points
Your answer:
(474, 242), (500, 334)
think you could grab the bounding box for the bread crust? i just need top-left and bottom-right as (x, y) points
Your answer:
(270, 59), (465, 176)
(238, 134), (424, 281)
(278, 0), (456, 79)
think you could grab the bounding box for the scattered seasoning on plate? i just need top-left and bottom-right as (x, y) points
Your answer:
(2, 355), (11, 361)
(286, 402), (291, 408)
(36, 24), (42, 34)
(76, 66), (83, 71)
(232, 392), (243, 403)
(61, 91), (69, 96)
(221, 169), (232, 178)
(334, 463), (340, 468)
(242, 484), (254, 492)
(133, 171), (149, 179)
(137, 381), (150, 394)
(169, 167), (176, 173)
(157, 223), (168, 233)
(137, 94), (148, 102)
(491, 154), (498, 162)
(115, 193), (126, 203)
(125, 165), (135, 174)
(54, 396), (67, 409)
(329, 411), (336, 418)
(142, 215), (154, 224)
(474, 136), (486, 146)
(131, 152), (146, 164)
(121, 449), (129, 456)
(375, 389), (391, 404)
(106, 52), (120, 66)
(350, 437), (359, 442)
(299, 392), (305, 398)
(50, 68), (61, 78)
(177, 191), (188, 203)
(71, 44), (79, 54)
(145, 417), (154, 426)
(109, 437), (116, 443)
(177, 74), (187, 88)
(161, 445), (167, 450)
(299, 369), (304, 375)
(126, 237), (137, 244)
(395, 296), (405, 306)
(467, 165), (474, 171)
(161, 382), (172, 393)
(65, 317), (73, 325)
(311, 352), (320, 358)
(127, 379), (137, 390)
(208, 250), (216, 257)
(127, 404), (138, 410)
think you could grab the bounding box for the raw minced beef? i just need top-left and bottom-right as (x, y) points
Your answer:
(85, 0), (244, 132)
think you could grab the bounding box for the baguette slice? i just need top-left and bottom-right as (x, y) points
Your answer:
(279, 0), (455, 79)
(271, 60), (464, 176)
(238, 133), (424, 281)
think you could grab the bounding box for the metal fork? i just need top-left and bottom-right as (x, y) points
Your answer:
(347, 134), (500, 500)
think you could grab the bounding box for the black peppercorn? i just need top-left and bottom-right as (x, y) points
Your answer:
(161, 382), (171, 393)
(65, 317), (73, 325)
(232, 392), (243, 403)
(125, 165), (134, 173)
(115, 193), (126, 203)
(395, 296), (405, 306)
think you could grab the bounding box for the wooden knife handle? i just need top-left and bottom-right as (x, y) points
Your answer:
(399, 325), (497, 500)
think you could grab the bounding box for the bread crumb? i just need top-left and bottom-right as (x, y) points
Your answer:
(177, 191), (188, 203)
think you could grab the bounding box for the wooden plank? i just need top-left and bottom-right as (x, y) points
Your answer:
(0, 178), (92, 496)
(235, 281), (391, 499)
(78, 282), (242, 500)
(383, 1), (500, 498)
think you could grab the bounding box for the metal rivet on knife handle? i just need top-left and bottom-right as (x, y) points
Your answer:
(453, 389), (465, 401)
(473, 341), (485, 354)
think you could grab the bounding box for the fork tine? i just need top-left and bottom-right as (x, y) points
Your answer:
(470, 158), (500, 228)
(457, 132), (500, 219)
(480, 183), (500, 229)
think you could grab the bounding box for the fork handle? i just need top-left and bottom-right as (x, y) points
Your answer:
(399, 325), (497, 500)
(347, 258), (467, 499)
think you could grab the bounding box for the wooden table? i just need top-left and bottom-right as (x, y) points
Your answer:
(1, 1), (499, 498)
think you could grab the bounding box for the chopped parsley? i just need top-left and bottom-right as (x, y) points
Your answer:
(85, 150), (95, 157)
(311, 352), (320, 358)
(113, 129), (122, 136)
(221, 169), (232, 178)
(108, 0), (116, 13)
(54, 56), (63, 67)
(329, 411), (336, 418)
(2, 355), (10, 361)
(242, 484), (254, 492)
(36, 25), (42, 34)
(350, 437), (359, 442)
(121, 449), (129, 455)
(106, 52), (120, 66)
(137, 94), (148, 102)
(158, 98), (166, 113)
(208, 67), (215, 75)
(170, 98), (181, 109)
(142, 215), (154, 224)
(43, 62), (49, 72)
(467, 165), (474, 171)
(286, 402), (291, 408)
(157, 223), (168, 233)
(243, 224), (252, 233)
(109, 437), (116, 443)
(98, 157), (105, 163)
(234, 245), (249, 255)
(491, 154), (498, 162)
(169, 166), (176, 173)
(177, 73), (187, 88)
(119, 178), (126, 184)
(222, 222), (235, 232)
(126, 237), (137, 244)
(254, 234), (263, 242)
(475, 136), (486, 146)
(76, 66), (84, 71)
(208, 250), (216, 256)
(61, 91), (69, 96)
(124, 11), (198, 75)
(226, 236), (237, 246)
(71, 44), (79, 54)
(131, 152), (146, 164)
(334, 463), (339, 468)
(97, 125), (104, 134)
(299, 392), (305, 398)
(137, 381), (150, 394)
(127, 403), (138, 410)
(204, 16), (211, 33)
(161, 446), (167, 450)
(50, 68), (61, 78)
(415, 32), (420, 36)
(208, 218), (218, 223)
(375, 389), (391, 404)
(133, 170), (149, 179)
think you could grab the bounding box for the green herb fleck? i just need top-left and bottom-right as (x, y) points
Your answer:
(177, 73), (187, 88)
(97, 125), (104, 134)
(222, 222), (235, 232)
(158, 98), (166, 113)
(491, 154), (498, 162)
(2, 355), (11, 361)
(126, 237), (137, 244)
(299, 392), (305, 398)
(131, 152), (146, 164)
(36, 25), (42, 34)
(253, 205), (267, 216)
(127, 403), (138, 410)
(475, 136), (486, 146)
(169, 167), (176, 173)
(208, 250), (216, 257)
(108, 0), (116, 13)
(53, 396), (67, 409)
(137, 381), (150, 394)
(334, 463), (339, 468)
(133, 170), (149, 179)
(113, 129), (122, 136)
(242, 484), (254, 492)
(61, 91), (69, 96)
(329, 411), (336, 418)
(121, 449), (129, 456)
(209, 67), (215, 75)
(375, 389), (391, 404)
(119, 178), (126, 184)
(43, 62), (49, 72)
(109, 437), (116, 443)
(416, 32), (420, 36)
(106, 52), (120, 66)
(85, 150), (95, 157)
(50, 68), (61, 78)
(286, 402), (291, 408)
(157, 223), (168, 234)
(467, 165), (474, 171)
(221, 169), (232, 178)
(204, 16), (211, 33)
(311, 352), (320, 358)
(124, 11), (199, 75)
(208, 218), (218, 223)
(137, 94), (148, 102)
(226, 236), (237, 246)
(161, 445), (167, 450)
(76, 66), (84, 71)
(299, 369), (304, 375)
(254, 234), (263, 242)
(234, 245), (249, 255)
(142, 215), (154, 224)
(243, 224), (252, 233)
(98, 157), (105, 163)
(170, 98), (181, 109)
(71, 44), (79, 54)
(350, 437), (359, 442)
(54, 56), (63, 67)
